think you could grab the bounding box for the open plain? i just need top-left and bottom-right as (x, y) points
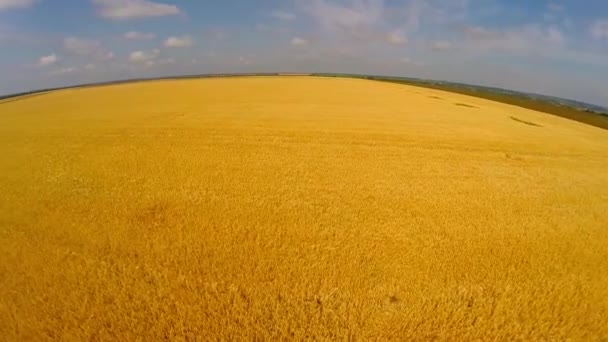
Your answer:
(1, 76), (607, 340)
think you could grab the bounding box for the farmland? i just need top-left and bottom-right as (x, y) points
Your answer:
(1, 76), (608, 340)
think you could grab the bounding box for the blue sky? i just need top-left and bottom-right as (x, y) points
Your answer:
(1, 0), (607, 106)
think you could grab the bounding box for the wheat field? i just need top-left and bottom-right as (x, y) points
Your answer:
(1, 76), (607, 340)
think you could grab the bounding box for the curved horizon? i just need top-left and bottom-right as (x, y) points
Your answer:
(1, 1), (608, 107)
(3, 72), (607, 113)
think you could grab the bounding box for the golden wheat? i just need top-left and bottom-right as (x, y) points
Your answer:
(1, 77), (607, 340)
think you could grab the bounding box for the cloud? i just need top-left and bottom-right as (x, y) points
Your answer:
(37, 53), (58, 67)
(290, 37), (309, 46)
(543, 2), (566, 22)
(547, 2), (563, 12)
(590, 20), (608, 40)
(462, 25), (564, 54)
(297, 0), (463, 47)
(129, 49), (159, 62)
(431, 41), (452, 51)
(131, 54), (174, 67)
(463, 26), (502, 41)
(206, 28), (226, 41)
(386, 29), (407, 45)
(398, 56), (425, 67)
(92, 0), (180, 20)
(392, 0), (471, 33)
(124, 31), (155, 40)
(270, 10), (296, 21)
(238, 56), (252, 65)
(64, 37), (114, 61)
(128, 49), (169, 66)
(303, 0), (384, 36)
(50, 66), (78, 75)
(0, 0), (38, 11)
(164, 35), (193, 48)
(299, 0), (416, 48)
(0, 24), (48, 45)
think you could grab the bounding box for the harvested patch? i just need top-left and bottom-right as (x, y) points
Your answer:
(454, 103), (478, 108)
(511, 116), (542, 127)
(505, 153), (523, 161)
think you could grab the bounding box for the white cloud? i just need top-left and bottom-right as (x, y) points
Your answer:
(164, 35), (193, 48)
(124, 31), (155, 40)
(50, 66), (78, 75)
(431, 41), (452, 51)
(299, 0), (470, 38)
(130, 53), (174, 67)
(303, 0), (384, 36)
(84, 63), (96, 70)
(0, 0), (38, 11)
(298, 0), (418, 49)
(64, 37), (114, 61)
(290, 37), (309, 46)
(543, 3), (566, 23)
(157, 57), (175, 65)
(238, 56), (252, 65)
(547, 2), (563, 12)
(462, 25), (564, 54)
(206, 28), (226, 41)
(398, 56), (425, 67)
(590, 20), (608, 40)
(386, 29), (407, 45)
(270, 10), (296, 21)
(297, 0), (457, 46)
(129, 49), (160, 65)
(546, 27), (564, 44)
(37, 53), (57, 67)
(129, 51), (144, 62)
(92, 0), (180, 20)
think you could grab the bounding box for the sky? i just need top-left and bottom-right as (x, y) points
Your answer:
(1, 0), (607, 106)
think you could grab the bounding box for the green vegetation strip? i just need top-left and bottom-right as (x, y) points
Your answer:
(361, 76), (608, 131)
(3, 72), (607, 131)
